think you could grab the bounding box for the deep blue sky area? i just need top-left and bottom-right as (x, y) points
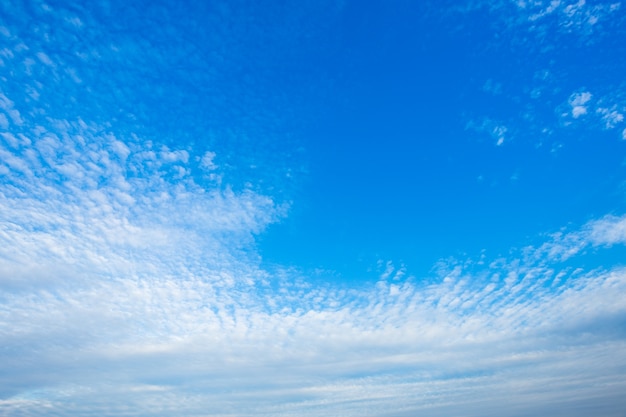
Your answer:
(2, 1), (626, 416)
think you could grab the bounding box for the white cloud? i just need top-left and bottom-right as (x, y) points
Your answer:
(200, 150), (218, 170)
(571, 105), (587, 118)
(495, 129), (506, 145)
(559, 89), (626, 133)
(379, 260), (395, 280)
(597, 107), (625, 128)
(569, 91), (592, 118)
(516, 0), (622, 35)
(527, 213), (626, 262)
(587, 215), (626, 246)
(36, 51), (54, 67)
(570, 92), (592, 106)
(158, 147), (189, 164)
(528, 0), (562, 21)
(0, 92), (23, 125)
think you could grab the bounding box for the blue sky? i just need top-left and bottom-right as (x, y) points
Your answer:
(1, 0), (626, 416)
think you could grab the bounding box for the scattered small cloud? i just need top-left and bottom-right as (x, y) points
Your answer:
(559, 89), (626, 134)
(460, 1), (626, 152)
(587, 214), (626, 246)
(569, 91), (592, 118)
(597, 107), (625, 128)
(516, 0), (622, 36)
(200, 151), (218, 170)
(529, 213), (626, 262)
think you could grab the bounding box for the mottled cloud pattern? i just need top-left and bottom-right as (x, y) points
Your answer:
(2, 89), (626, 416)
(1, 1), (626, 417)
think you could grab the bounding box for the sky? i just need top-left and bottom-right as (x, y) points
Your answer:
(1, 0), (626, 416)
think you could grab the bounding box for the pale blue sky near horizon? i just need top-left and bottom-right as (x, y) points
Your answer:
(1, 0), (626, 416)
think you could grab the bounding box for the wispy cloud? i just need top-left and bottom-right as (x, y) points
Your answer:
(559, 88), (626, 134)
(568, 91), (592, 118)
(458, 0), (623, 41)
(524, 213), (626, 265)
(466, 118), (509, 146)
(514, 0), (622, 37)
